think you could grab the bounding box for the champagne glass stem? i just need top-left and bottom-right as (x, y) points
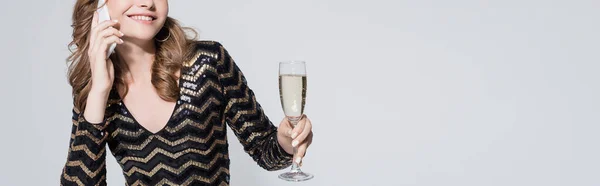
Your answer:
(291, 144), (300, 172)
(289, 117), (302, 172)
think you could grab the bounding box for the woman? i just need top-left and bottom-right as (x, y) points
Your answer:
(60, 0), (314, 185)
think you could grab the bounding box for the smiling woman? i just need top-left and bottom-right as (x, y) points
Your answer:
(60, 0), (314, 186)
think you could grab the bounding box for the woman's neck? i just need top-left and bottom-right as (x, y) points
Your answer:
(116, 38), (156, 85)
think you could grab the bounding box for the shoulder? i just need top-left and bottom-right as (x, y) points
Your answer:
(190, 40), (228, 57)
(181, 40), (221, 67)
(186, 40), (234, 67)
(192, 40), (223, 49)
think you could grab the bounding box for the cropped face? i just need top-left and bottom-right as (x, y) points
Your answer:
(106, 0), (168, 41)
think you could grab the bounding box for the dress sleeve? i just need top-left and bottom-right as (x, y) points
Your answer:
(60, 107), (108, 186)
(215, 42), (293, 171)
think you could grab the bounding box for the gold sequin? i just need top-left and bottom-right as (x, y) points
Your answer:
(120, 138), (226, 164)
(124, 153), (227, 177)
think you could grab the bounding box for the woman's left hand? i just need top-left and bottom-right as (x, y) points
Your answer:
(277, 114), (313, 166)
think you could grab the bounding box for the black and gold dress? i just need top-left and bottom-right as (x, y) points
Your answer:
(60, 41), (292, 186)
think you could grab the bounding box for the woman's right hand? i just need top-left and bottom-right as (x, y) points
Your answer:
(87, 11), (124, 93)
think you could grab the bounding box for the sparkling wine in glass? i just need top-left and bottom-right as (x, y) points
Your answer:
(278, 61), (314, 182)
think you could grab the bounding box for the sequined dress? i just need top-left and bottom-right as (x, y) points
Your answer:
(60, 41), (293, 186)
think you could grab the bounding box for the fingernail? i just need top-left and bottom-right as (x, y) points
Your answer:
(295, 157), (302, 164)
(119, 31), (124, 36)
(291, 132), (298, 139)
(292, 140), (298, 147)
(112, 19), (118, 23)
(287, 129), (292, 135)
(119, 39), (124, 43)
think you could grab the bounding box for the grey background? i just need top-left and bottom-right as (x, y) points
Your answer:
(1, 0), (599, 185)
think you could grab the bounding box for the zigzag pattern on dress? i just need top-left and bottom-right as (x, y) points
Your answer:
(60, 41), (292, 186)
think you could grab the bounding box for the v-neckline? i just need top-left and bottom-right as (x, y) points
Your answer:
(116, 71), (183, 135)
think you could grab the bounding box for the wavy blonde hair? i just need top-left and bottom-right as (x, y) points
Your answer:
(67, 0), (198, 113)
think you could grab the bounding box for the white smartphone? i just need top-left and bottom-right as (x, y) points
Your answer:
(97, 0), (116, 57)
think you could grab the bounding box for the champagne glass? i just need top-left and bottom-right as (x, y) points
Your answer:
(278, 61), (314, 181)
